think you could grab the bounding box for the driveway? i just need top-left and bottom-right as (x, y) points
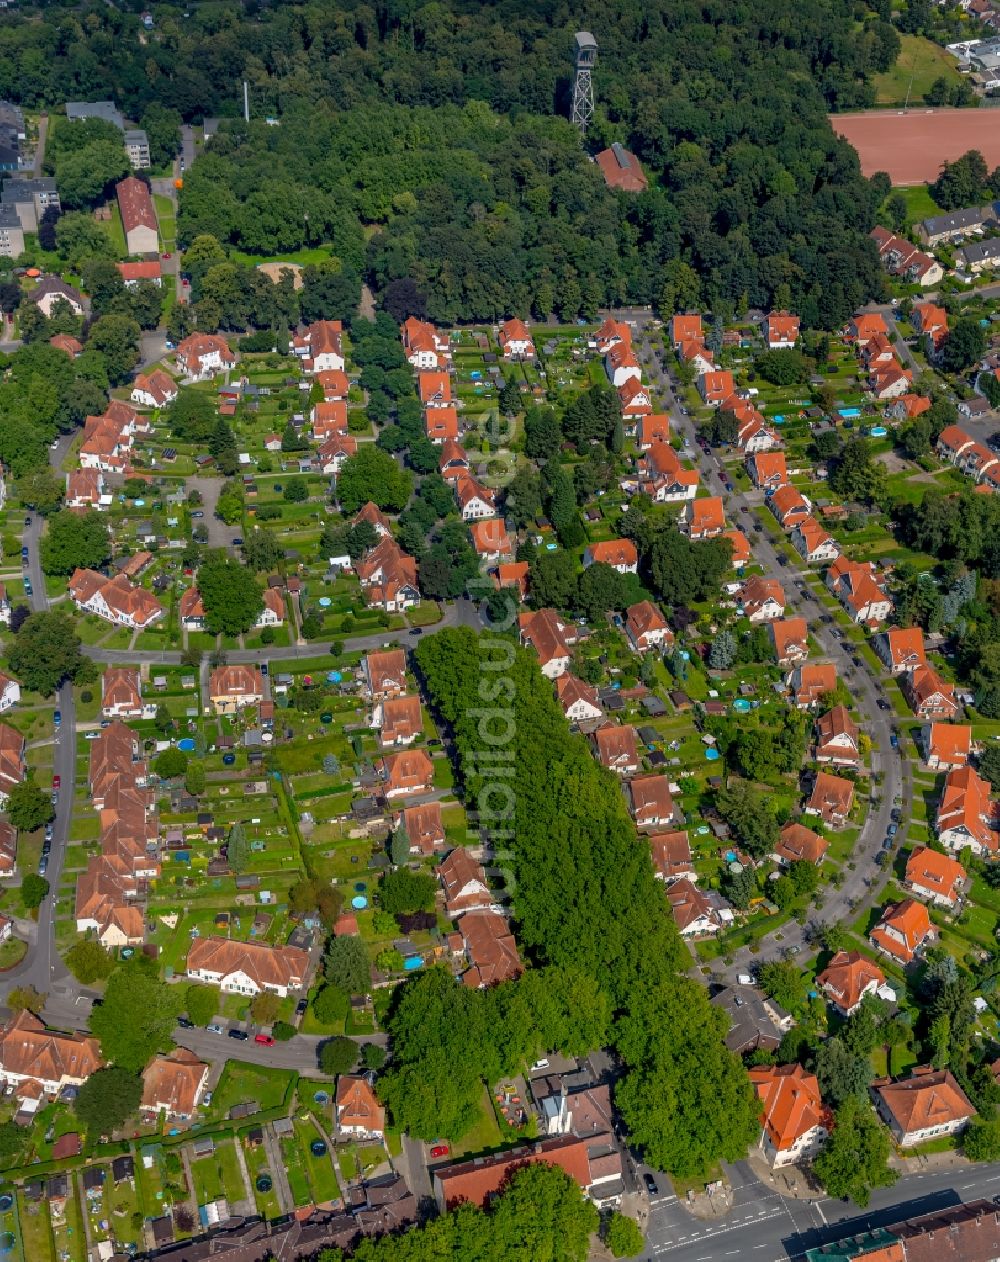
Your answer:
(187, 476), (234, 550)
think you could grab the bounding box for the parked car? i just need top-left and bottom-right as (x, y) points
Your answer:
(889, 732), (899, 750)
(430, 1144), (449, 1158)
(52, 774), (60, 789)
(876, 698), (890, 711)
(23, 579), (31, 596)
(192, 510), (204, 518)
(23, 516), (30, 527)
(38, 855), (47, 874)
(254, 1034), (275, 1046)
(295, 999), (307, 1016)
(53, 711), (61, 728)
(228, 1028), (248, 1041)
(232, 537), (244, 547)
(643, 1173), (658, 1196)
(177, 1017), (194, 1029)
(888, 822), (898, 836)
(207, 1023), (225, 1035)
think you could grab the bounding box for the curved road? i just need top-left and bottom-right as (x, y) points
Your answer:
(613, 309), (911, 983)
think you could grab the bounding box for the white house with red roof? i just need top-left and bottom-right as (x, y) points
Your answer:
(583, 539), (638, 574)
(291, 320), (344, 373)
(697, 370), (735, 407)
(765, 312), (800, 350)
(498, 319), (534, 360)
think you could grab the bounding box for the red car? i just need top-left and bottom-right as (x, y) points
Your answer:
(52, 775), (60, 789)
(430, 1144), (449, 1158)
(254, 1034), (275, 1046)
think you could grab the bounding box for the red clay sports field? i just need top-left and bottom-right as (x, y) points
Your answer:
(831, 109), (1000, 185)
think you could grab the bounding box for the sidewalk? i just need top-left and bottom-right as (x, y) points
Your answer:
(745, 1148), (824, 1201)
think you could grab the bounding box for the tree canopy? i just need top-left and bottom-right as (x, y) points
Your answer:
(75, 1066), (142, 1136)
(8, 610), (89, 696)
(410, 629), (759, 1176)
(196, 551), (264, 636)
(90, 961), (180, 1071)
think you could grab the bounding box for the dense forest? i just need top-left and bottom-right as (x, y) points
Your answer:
(0, 0), (894, 325)
(402, 628), (760, 1178)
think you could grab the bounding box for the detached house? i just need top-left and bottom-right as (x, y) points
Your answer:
(401, 317), (449, 370)
(765, 311), (800, 349)
(439, 438), (470, 481)
(937, 765), (999, 856)
(669, 314), (703, 348)
(747, 451), (787, 490)
(768, 484), (811, 531)
(130, 370), (177, 409)
(593, 723), (639, 776)
(739, 576), (785, 622)
(791, 517), (839, 565)
(425, 406), (459, 444)
(683, 496), (726, 540)
(458, 910), (522, 988)
(399, 802), (445, 856)
(336, 1075), (385, 1139)
(770, 617), (808, 667)
(583, 539), (638, 574)
(596, 317), (632, 354)
(874, 1068), (974, 1148)
(379, 749), (434, 800)
(814, 705), (861, 768)
(668, 878), (730, 936)
(787, 662), (836, 709)
(697, 370), (734, 407)
(498, 318), (534, 360)
(101, 668), (143, 720)
(605, 341), (641, 388)
(903, 666), (958, 721)
(519, 608), (578, 678)
(805, 770), (854, 829)
(912, 303), (949, 358)
(774, 821), (828, 867)
(0, 671), (18, 714)
(174, 333), (235, 382)
(636, 413), (670, 450)
(375, 695), (423, 748)
(356, 536), (420, 612)
(179, 587), (205, 631)
(635, 441), (699, 502)
(0, 1011), (102, 1099)
(870, 899), (935, 965)
(625, 601), (672, 653)
(208, 665), (264, 714)
(617, 377), (653, 423)
(923, 722), (971, 772)
(649, 831), (696, 883)
(554, 674), (603, 726)
(0, 724), (26, 804)
(186, 936), (310, 999)
(826, 557), (892, 626)
(455, 475), (496, 521)
(876, 627), (926, 675)
(749, 1064), (829, 1169)
(628, 775), (681, 831)
(818, 951), (887, 1018)
(141, 1049), (209, 1123)
(723, 528), (752, 569)
(437, 848), (499, 918)
(291, 319), (344, 372)
(905, 846), (967, 910)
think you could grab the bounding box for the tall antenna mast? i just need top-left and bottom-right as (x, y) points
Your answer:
(243, 80), (250, 123)
(571, 32), (597, 136)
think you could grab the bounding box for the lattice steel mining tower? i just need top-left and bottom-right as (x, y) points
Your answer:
(571, 32), (597, 136)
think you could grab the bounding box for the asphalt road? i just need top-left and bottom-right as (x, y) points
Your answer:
(642, 1157), (1000, 1261)
(613, 310), (908, 981)
(5, 433), (79, 996)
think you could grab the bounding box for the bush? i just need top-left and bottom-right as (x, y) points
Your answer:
(312, 984), (350, 1026)
(272, 1021), (296, 1042)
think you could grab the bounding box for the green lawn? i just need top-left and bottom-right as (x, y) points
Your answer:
(873, 34), (963, 107)
(207, 1062), (296, 1122)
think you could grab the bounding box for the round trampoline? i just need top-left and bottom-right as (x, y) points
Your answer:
(256, 1174), (273, 1193)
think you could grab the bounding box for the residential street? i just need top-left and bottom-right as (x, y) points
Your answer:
(612, 309), (909, 983)
(642, 1156), (1000, 1261)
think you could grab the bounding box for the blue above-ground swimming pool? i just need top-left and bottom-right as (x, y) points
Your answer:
(772, 414), (785, 424)
(352, 895), (368, 910)
(870, 425), (887, 438)
(177, 738), (195, 752)
(327, 670), (342, 683)
(404, 956), (423, 971)
(318, 596), (331, 607)
(705, 747), (721, 761)
(733, 698), (751, 713)
(838, 407), (861, 419)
